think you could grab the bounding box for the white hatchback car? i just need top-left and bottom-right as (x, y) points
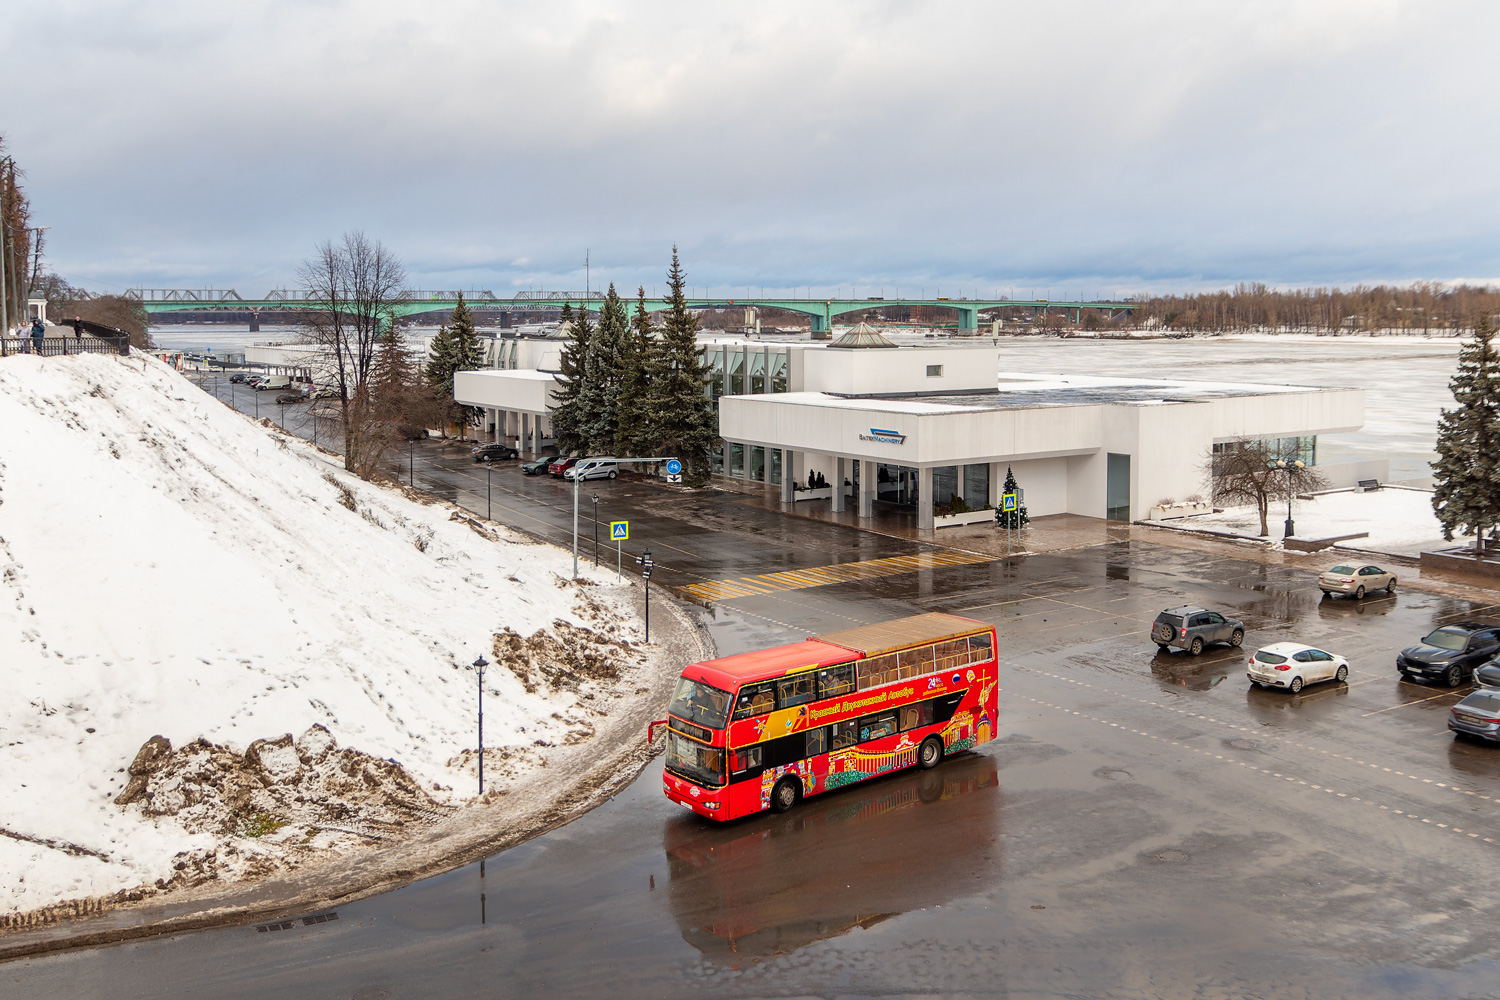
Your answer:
(1247, 642), (1350, 693)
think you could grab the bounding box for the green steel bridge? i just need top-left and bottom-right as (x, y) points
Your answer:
(128, 288), (1138, 332)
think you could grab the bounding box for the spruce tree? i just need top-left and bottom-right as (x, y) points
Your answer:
(371, 313), (431, 436)
(645, 247), (717, 485)
(423, 322), (458, 436)
(1433, 314), (1500, 555)
(614, 287), (655, 456)
(448, 293), (485, 438)
(551, 300), (594, 455)
(577, 283), (628, 454)
(994, 465), (1031, 529)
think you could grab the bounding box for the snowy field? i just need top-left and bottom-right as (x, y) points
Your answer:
(1172, 486), (1449, 557)
(0, 352), (648, 916)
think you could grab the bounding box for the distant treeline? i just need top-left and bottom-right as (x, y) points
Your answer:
(1125, 282), (1500, 335)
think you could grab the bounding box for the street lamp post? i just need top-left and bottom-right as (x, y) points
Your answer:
(635, 549), (654, 642)
(592, 492), (600, 567)
(471, 655), (489, 795)
(1274, 459), (1304, 538)
(409, 439), (415, 487)
(278, 400), (286, 430)
(486, 462), (492, 521)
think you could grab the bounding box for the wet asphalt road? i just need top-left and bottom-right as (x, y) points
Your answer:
(17, 380), (1500, 997)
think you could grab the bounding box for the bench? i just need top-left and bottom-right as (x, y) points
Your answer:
(1358, 479), (1381, 492)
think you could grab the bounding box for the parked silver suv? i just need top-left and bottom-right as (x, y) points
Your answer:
(1151, 606), (1245, 655)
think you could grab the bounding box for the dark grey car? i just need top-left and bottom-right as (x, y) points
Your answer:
(1151, 606), (1245, 656)
(1449, 689), (1500, 743)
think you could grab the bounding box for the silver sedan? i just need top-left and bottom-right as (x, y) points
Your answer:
(1319, 564), (1396, 599)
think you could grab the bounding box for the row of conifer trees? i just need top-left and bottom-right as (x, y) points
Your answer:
(550, 248), (718, 486)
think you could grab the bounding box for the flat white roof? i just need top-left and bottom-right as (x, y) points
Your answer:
(725, 371), (1328, 415)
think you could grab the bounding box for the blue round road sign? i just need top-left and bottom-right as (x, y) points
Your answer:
(665, 459), (682, 475)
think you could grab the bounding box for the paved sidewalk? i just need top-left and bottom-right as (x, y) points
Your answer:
(726, 481), (1500, 604)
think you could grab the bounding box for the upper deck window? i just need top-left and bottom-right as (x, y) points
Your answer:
(731, 681), (777, 720)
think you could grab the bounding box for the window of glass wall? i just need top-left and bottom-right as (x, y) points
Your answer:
(964, 464), (991, 509)
(706, 348), (724, 399)
(875, 464), (918, 506)
(770, 351), (788, 393)
(932, 466), (959, 507)
(770, 447), (782, 485)
(729, 443), (744, 477)
(1212, 436), (1317, 466)
(728, 350), (744, 395)
(710, 443), (724, 474)
(749, 446), (765, 482)
(749, 350), (766, 393)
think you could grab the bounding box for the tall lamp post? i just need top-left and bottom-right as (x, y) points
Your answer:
(1274, 458), (1303, 539)
(592, 492), (600, 567)
(472, 654), (489, 795)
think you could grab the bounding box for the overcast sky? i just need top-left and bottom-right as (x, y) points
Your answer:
(6, 1), (1498, 299)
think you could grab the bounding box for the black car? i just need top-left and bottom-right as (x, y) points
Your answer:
(472, 443), (519, 463)
(229, 372), (249, 383)
(1397, 622), (1500, 687)
(275, 391), (306, 404)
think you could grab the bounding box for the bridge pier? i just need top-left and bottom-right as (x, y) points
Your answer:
(249, 309), (260, 333)
(956, 305), (979, 333)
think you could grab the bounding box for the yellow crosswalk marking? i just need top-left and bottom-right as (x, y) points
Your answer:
(678, 550), (993, 603)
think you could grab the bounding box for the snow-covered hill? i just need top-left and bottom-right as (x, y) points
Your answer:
(0, 352), (647, 916)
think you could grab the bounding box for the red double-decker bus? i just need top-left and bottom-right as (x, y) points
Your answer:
(661, 612), (998, 820)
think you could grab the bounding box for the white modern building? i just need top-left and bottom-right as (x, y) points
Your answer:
(452, 327), (1365, 529)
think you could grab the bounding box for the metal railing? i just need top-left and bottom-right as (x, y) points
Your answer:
(1, 336), (130, 357)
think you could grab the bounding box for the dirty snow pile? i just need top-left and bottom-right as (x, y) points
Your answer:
(0, 352), (645, 918)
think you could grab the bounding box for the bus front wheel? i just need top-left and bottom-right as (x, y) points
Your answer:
(770, 776), (800, 813)
(918, 736), (944, 770)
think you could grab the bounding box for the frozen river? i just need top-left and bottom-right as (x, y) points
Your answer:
(152, 325), (1460, 482)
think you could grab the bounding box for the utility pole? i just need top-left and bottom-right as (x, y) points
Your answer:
(592, 492), (599, 567)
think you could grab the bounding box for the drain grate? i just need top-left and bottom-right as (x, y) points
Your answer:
(1155, 849), (1191, 863)
(256, 911), (338, 933)
(1229, 739), (1259, 750)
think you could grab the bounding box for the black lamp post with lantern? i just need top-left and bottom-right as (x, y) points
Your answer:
(471, 654), (489, 795)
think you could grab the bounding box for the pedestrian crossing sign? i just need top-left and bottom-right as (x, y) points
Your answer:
(1002, 493), (1018, 512)
(610, 520), (629, 541)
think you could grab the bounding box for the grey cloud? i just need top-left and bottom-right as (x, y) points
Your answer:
(6, 0), (1498, 296)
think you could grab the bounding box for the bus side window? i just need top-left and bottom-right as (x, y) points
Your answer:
(859, 710), (897, 742)
(732, 682), (776, 720)
(899, 644), (936, 679)
(776, 672), (816, 709)
(805, 726), (828, 756)
(832, 719), (858, 750)
(899, 701), (934, 731)
(968, 631), (994, 662)
(732, 744), (763, 773)
(817, 663), (855, 699)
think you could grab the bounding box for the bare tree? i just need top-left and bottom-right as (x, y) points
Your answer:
(296, 233), (407, 476)
(1208, 438), (1328, 536)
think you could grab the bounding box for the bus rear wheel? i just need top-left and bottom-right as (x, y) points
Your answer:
(918, 736), (944, 770)
(770, 776), (800, 813)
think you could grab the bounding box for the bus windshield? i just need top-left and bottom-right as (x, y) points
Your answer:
(666, 732), (725, 787)
(668, 677), (733, 729)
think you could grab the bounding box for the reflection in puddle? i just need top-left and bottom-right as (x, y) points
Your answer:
(663, 753), (999, 962)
